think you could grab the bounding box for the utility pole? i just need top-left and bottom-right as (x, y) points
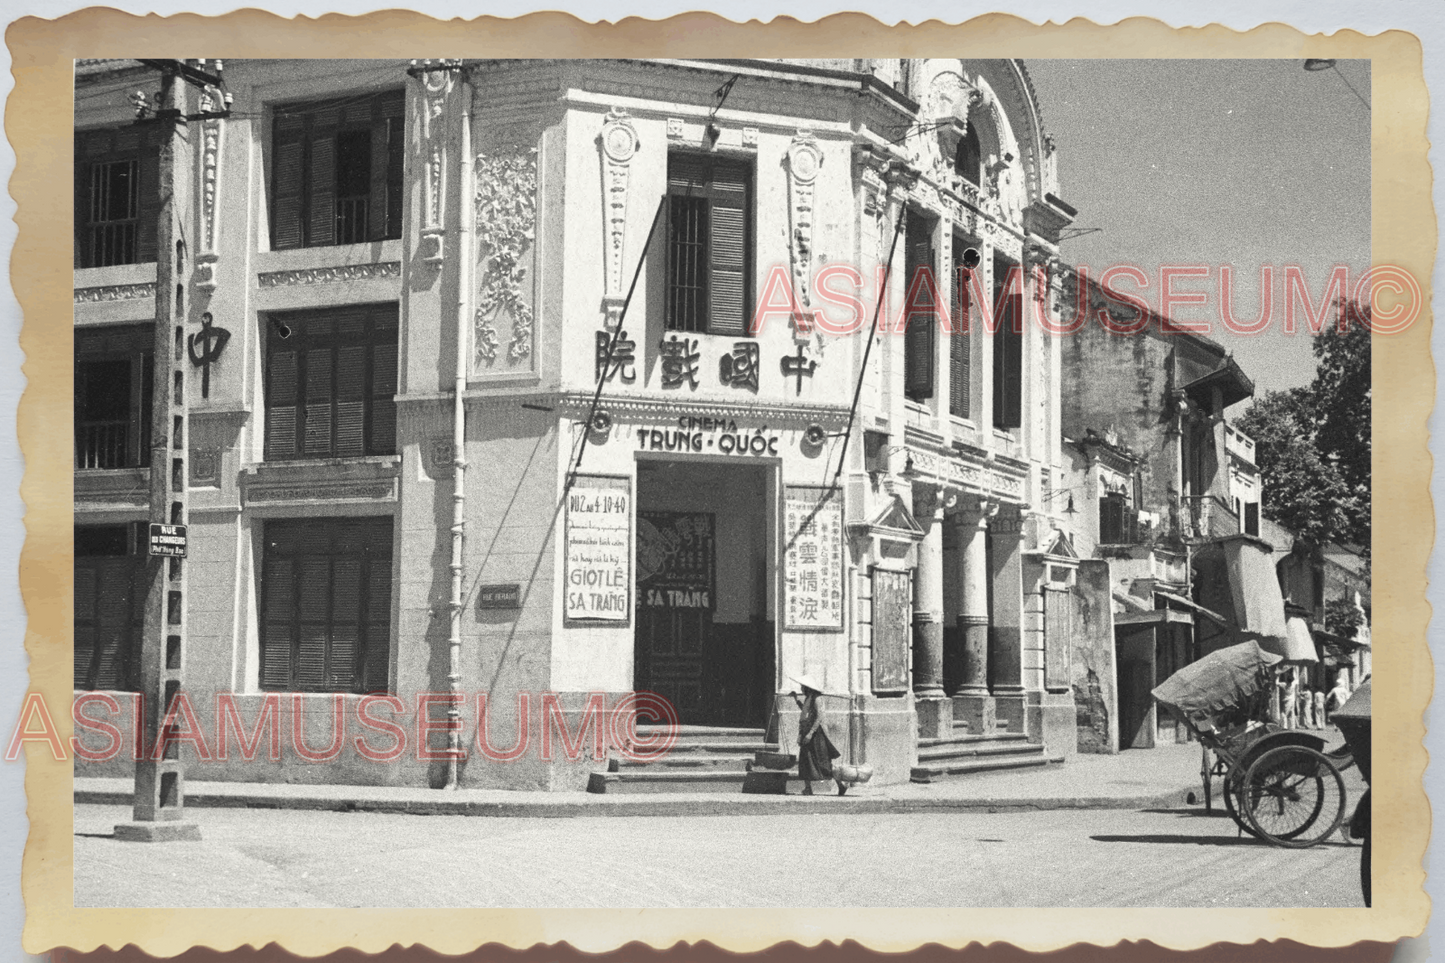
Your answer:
(114, 59), (228, 842)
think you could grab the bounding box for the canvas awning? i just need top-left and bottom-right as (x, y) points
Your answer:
(1220, 535), (1301, 660)
(1281, 615), (1321, 664)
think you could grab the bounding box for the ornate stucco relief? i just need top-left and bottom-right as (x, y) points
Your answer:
(598, 107), (640, 327)
(785, 130), (824, 340)
(196, 91), (224, 290)
(256, 262), (401, 287)
(75, 283), (157, 303)
(415, 61), (457, 267)
(473, 145), (539, 370)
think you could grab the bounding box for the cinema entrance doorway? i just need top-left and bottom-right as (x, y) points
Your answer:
(635, 459), (775, 728)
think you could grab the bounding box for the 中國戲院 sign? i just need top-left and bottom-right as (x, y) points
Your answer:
(564, 476), (631, 623)
(784, 486), (843, 631)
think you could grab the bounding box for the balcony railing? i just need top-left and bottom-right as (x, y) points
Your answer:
(1184, 494), (1240, 541)
(86, 222), (139, 268)
(76, 421), (149, 470)
(335, 195), (370, 245)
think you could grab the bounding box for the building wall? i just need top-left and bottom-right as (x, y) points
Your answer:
(73, 57), (1080, 789)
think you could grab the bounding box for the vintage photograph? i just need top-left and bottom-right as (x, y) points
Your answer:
(65, 54), (1381, 910)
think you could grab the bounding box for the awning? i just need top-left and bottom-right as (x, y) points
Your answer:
(1281, 615), (1322, 664)
(1220, 535), (1297, 659)
(1154, 589), (1229, 627)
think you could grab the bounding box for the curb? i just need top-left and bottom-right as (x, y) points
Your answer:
(75, 783), (1198, 818)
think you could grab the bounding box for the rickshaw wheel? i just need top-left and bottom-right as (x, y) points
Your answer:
(1221, 775), (1261, 838)
(1240, 745), (1347, 848)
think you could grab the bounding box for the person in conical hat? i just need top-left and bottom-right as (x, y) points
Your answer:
(790, 673), (843, 796)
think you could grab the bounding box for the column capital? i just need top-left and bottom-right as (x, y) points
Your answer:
(951, 496), (999, 526)
(912, 483), (957, 519)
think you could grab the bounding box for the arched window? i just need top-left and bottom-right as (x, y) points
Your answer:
(954, 124), (982, 186)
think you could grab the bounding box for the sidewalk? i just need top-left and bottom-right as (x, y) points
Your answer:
(75, 741), (1216, 817)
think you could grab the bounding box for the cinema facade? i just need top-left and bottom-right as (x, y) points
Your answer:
(73, 57), (1086, 791)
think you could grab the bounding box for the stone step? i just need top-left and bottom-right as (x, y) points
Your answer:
(916, 742), (1045, 764)
(613, 753), (765, 772)
(640, 741), (776, 756)
(587, 769), (752, 794)
(918, 731), (1030, 749)
(919, 740), (1046, 763)
(910, 753), (1053, 784)
(632, 727), (770, 748)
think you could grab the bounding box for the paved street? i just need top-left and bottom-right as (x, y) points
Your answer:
(74, 802), (1363, 909)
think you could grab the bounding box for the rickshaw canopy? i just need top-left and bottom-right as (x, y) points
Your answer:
(1151, 640), (1283, 719)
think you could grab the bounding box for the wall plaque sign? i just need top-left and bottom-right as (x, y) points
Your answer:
(564, 475), (631, 624)
(783, 485), (844, 631)
(477, 583), (522, 610)
(870, 567), (911, 695)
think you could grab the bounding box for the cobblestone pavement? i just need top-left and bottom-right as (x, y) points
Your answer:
(74, 802), (1363, 909)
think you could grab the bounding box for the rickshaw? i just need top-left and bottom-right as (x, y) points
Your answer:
(1151, 640), (1348, 848)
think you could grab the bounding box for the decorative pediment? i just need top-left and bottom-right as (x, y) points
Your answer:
(1041, 528), (1079, 561)
(869, 493), (925, 539)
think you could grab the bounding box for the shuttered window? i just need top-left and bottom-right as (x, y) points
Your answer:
(666, 154), (752, 335)
(270, 90), (405, 250)
(903, 211), (935, 401)
(264, 304), (398, 460)
(949, 236), (972, 419)
(75, 525), (145, 691)
(75, 126), (162, 268)
(75, 324), (153, 470)
(992, 253), (1023, 430)
(260, 517), (393, 693)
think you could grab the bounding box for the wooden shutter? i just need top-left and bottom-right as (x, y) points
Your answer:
(307, 108), (339, 248)
(335, 345), (366, 456)
(265, 347), (298, 459)
(303, 348), (334, 456)
(363, 560), (392, 692)
(272, 111), (307, 250)
(373, 92), (405, 240)
(370, 341), (397, 455)
(91, 558), (134, 690)
(74, 564), (97, 688)
(133, 129), (160, 265)
(992, 257), (1023, 429)
(708, 159), (750, 336)
(329, 557), (362, 690)
(261, 552), (295, 689)
(950, 241), (972, 419)
(903, 213), (935, 400)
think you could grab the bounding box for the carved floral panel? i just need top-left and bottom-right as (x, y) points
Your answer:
(473, 145), (539, 372)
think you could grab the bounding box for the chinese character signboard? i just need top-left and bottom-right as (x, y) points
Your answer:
(870, 567), (911, 695)
(637, 512), (715, 610)
(783, 486), (844, 631)
(564, 475), (631, 624)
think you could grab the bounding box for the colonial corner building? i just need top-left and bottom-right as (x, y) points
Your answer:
(73, 58), (1367, 793)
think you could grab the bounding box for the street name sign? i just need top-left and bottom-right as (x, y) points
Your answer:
(147, 523), (188, 558)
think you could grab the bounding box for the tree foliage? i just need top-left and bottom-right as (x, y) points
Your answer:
(1235, 302), (1371, 552)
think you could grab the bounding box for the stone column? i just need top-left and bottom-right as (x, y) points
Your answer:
(953, 498), (997, 734)
(989, 506), (1027, 733)
(912, 486), (951, 738)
